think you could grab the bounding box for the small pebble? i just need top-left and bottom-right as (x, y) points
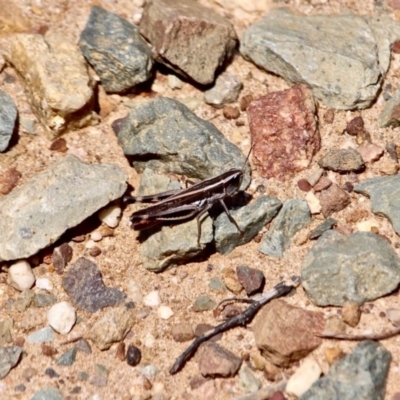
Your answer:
(78, 371), (90, 381)
(85, 239), (96, 249)
(143, 291), (160, 307)
(157, 305), (174, 320)
(240, 94), (253, 111)
(35, 277), (53, 291)
(42, 344), (57, 357)
(172, 323), (194, 342)
(126, 280), (143, 303)
(305, 191), (321, 214)
(22, 367), (38, 382)
(99, 205), (122, 228)
(47, 301), (76, 334)
(386, 308), (400, 327)
(53, 243), (73, 274)
(223, 105), (240, 119)
(56, 347), (78, 366)
(286, 357), (321, 397)
(116, 342), (126, 361)
(75, 338), (92, 354)
(91, 231), (103, 241)
(26, 327), (55, 343)
(0, 167), (21, 194)
(324, 346), (345, 365)
(50, 137), (68, 152)
(323, 109), (335, 124)
(88, 246), (102, 257)
(297, 179), (312, 192)
(127, 344), (142, 366)
(34, 293), (57, 308)
(31, 388), (64, 400)
(313, 176), (332, 192)
(342, 302), (361, 327)
(167, 74), (183, 90)
(8, 261), (35, 291)
(356, 220), (379, 232)
(14, 384), (26, 392)
(345, 116), (364, 135)
(193, 295), (216, 312)
(357, 144), (384, 163)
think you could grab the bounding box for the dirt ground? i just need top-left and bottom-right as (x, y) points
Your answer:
(1, 0), (400, 399)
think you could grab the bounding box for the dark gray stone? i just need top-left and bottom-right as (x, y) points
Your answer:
(34, 293), (57, 308)
(56, 347), (77, 366)
(241, 9), (400, 110)
(79, 6), (153, 93)
(116, 97), (250, 189)
(26, 327), (55, 344)
(302, 231), (400, 306)
(31, 387), (64, 400)
(62, 257), (126, 313)
(215, 196), (282, 255)
(126, 344), (141, 367)
(318, 149), (365, 172)
(0, 345), (22, 379)
(0, 90), (17, 152)
(299, 341), (391, 400)
(193, 295), (216, 312)
(355, 175), (400, 236)
(0, 155), (127, 261)
(204, 72), (243, 108)
(259, 199), (311, 257)
(308, 218), (337, 240)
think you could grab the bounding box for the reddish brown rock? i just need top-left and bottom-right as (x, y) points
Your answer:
(345, 116), (364, 135)
(320, 184), (351, 217)
(248, 84), (320, 180)
(297, 179), (312, 192)
(357, 144), (384, 163)
(253, 299), (324, 367)
(223, 105), (240, 119)
(342, 301), (361, 327)
(236, 265), (265, 295)
(172, 323), (194, 342)
(53, 243), (73, 274)
(139, 0), (237, 85)
(194, 323), (222, 342)
(49, 138), (68, 152)
(313, 176), (332, 192)
(197, 342), (242, 377)
(0, 168), (21, 194)
(323, 109), (335, 124)
(240, 94), (254, 111)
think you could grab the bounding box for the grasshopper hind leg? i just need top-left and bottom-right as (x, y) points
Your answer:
(218, 199), (243, 234)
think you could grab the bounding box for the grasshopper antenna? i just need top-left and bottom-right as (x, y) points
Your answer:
(241, 144), (254, 173)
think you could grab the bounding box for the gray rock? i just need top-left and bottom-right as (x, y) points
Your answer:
(79, 6), (153, 93)
(236, 265), (265, 296)
(318, 149), (365, 172)
(34, 293), (57, 308)
(139, 0), (237, 85)
(0, 90), (17, 152)
(238, 364), (261, 393)
(302, 231), (400, 306)
(56, 347), (77, 366)
(31, 387), (64, 400)
(204, 72), (243, 108)
(53, 243), (73, 274)
(62, 257), (126, 313)
(90, 306), (134, 350)
(26, 327), (55, 344)
(0, 319), (13, 347)
(0, 345), (22, 379)
(378, 87), (400, 127)
(0, 155), (127, 261)
(9, 290), (34, 312)
(193, 295), (216, 312)
(208, 278), (227, 293)
(139, 214), (213, 271)
(259, 199), (311, 257)
(215, 196), (282, 255)
(299, 341), (391, 400)
(355, 175), (400, 236)
(116, 97), (250, 189)
(136, 168), (181, 196)
(308, 218), (337, 240)
(241, 9), (400, 110)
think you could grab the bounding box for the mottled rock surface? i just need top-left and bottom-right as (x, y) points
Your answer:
(0, 90), (17, 152)
(318, 149), (365, 172)
(140, 0), (237, 85)
(248, 84), (320, 180)
(0, 155), (127, 261)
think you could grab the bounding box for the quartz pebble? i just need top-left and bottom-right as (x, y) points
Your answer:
(91, 231), (103, 242)
(157, 305), (174, 320)
(286, 357), (322, 397)
(8, 260), (35, 291)
(305, 192), (321, 214)
(143, 291), (160, 307)
(35, 277), (53, 292)
(47, 301), (76, 334)
(99, 204), (122, 228)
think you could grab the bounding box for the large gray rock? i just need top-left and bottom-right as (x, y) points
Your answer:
(0, 155), (127, 261)
(355, 175), (400, 236)
(241, 9), (400, 110)
(116, 97), (250, 189)
(300, 341), (391, 400)
(301, 231), (400, 306)
(79, 6), (153, 93)
(0, 90), (17, 152)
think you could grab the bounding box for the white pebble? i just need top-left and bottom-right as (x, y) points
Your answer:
(168, 74), (183, 90)
(143, 333), (156, 348)
(47, 301), (76, 334)
(157, 305), (174, 320)
(357, 220), (378, 232)
(90, 231), (103, 242)
(35, 277), (53, 292)
(143, 291), (160, 307)
(85, 239), (96, 249)
(126, 280), (143, 303)
(286, 357), (322, 397)
(99, 205), (122, 228)
(8, 260), (35, 291)
(305, 191), (321, 214)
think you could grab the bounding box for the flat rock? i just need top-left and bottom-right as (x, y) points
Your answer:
(56, 347), (77, 366)
(26, 327), (55, 343)
(0, 345), (23, 379)
(7, 33), (95, 137)
(0, 155), (127, 261)
(301, 231), (400, 306)
(90, 306), (134, 350)
(197, 342), (242, 377)
(31, 387), (64, 400)
(299, 341), (391, 400)
(0, 90), (17, 152)
(253, 299), (324, 367)
(62, 257), (126, 313)
(241, 9), (400, 109)
(286, 358), (322, 398)
(319, 184), (351, 218)
(248, 84), (320, 180)
(318, 149), (365, 172)
(378, 87), (400, 127)
(355, 175), (400, 236)
(117, 97), (250, 189)
(139, 0), (237, 85)
(259, 199), (311, 257)
(79, 6), (153, 93)
(308, 218), (337, 240)
(204, 71), (243, 108)
(236, 265), (265, 296)
(215, 196), (282, 255)
(0, 319), (13, 347)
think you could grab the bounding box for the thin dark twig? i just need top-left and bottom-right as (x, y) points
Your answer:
(169, 276), (301, 375)
(319, 325), (400, 341)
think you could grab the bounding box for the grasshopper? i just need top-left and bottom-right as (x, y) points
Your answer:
(123, 149), (251, 244)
